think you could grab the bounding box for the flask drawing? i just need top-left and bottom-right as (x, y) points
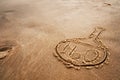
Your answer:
(54, 27), (110, 70)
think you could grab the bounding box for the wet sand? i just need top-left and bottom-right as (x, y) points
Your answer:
(0, 0), (120, 80)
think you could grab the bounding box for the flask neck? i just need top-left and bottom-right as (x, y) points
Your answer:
(88, 27), (105, 39)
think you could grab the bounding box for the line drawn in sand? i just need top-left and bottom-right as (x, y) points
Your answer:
(54, 27), (110, 70)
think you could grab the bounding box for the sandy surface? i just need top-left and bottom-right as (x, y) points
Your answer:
(0, 0), (120, 80)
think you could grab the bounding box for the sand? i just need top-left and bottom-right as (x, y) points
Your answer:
(0, 0), (120, 80)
